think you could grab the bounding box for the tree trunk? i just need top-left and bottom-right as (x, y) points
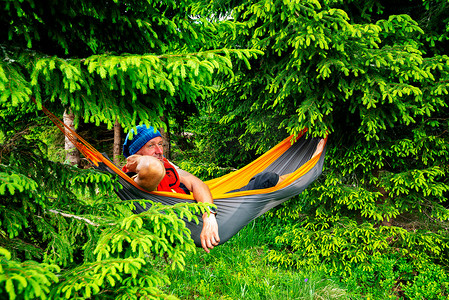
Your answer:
(113, 118), (121, 165)
(160, 117), (171, 160)
(63, 109), (81, 166)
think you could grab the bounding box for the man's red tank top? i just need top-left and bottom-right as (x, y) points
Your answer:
(158, 158), (187, 194)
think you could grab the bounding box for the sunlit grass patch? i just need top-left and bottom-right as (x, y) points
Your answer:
(164, 218), (354, 299)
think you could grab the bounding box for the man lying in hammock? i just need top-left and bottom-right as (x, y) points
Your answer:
(122, 125), (219, 253)
(121, 125), (325, 252)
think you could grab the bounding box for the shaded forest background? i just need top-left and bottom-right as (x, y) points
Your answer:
(1, 0), (448, 299)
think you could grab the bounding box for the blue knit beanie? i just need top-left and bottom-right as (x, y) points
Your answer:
(122, 125), (162, 158)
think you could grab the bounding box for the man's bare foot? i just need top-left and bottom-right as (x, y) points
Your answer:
(312, 139), (325, 158)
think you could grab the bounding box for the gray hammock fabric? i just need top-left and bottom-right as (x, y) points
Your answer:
(97, 136), (326, 247)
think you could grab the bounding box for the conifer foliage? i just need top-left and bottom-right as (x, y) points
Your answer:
(1, 131), (204, 299)
(2, 0), (449, 298)
(0, 0), (260, 299)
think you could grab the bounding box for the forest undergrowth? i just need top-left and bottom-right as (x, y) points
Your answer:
(163, 217), (355, 300)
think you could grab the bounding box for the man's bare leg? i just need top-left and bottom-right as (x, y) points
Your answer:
(277, 138), (325, 184)
(311, 138), (326, 158)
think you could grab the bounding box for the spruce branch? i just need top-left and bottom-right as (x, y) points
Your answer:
(47, 209), (107, 227)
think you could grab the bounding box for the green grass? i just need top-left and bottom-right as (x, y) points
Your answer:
(164, 217), (355, 300)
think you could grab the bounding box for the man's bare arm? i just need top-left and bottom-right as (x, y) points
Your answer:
(125, 155), (166, 191)
(178, 169), (220, 253)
